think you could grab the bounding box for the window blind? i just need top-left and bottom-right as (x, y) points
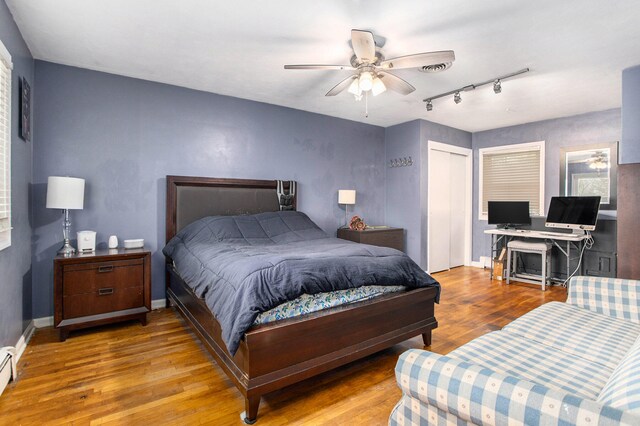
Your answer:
(0, 49), (11, 235)
(481, 148), (542, 216)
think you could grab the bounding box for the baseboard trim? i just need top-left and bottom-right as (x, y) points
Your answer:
(33, 298), (167, 329)
(33, 316), (53, 328)
(472, 256), (492, 268)
(15, 321), (35, 362)
(151, 298), (167, 310)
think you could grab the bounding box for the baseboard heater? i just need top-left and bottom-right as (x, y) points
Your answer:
(0, 347), (17, 396)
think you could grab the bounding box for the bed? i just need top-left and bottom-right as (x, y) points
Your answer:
(164, 175), (439, 423)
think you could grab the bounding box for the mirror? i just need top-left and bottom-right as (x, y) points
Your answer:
(560, 142), (618, 211)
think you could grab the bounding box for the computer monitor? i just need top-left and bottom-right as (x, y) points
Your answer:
(545, 196), (601, 231)
(488, 201), (531, 228)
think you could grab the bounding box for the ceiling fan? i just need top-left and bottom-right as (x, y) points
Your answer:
(569, 150), (610, 170)
(586, 151), (610, 170)
(284, 29), (455, 100)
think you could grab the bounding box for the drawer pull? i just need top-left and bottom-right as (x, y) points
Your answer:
(98, 266), (114, 273)
(98, 288), (114, 296)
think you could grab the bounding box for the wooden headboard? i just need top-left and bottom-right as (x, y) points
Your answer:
(165, 176), (297, 242)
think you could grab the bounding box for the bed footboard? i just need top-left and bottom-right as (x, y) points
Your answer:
(167, 264), (438, 423)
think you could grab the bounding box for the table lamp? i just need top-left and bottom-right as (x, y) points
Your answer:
(46, 176), (85, 256)
(338, 189), (356, 228)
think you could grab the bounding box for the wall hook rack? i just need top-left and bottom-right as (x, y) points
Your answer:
(389, 157), (413, 168)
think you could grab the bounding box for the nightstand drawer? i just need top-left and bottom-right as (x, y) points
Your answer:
(63, 286), (144, 319)
(63, 258), (143, 296)
(358, 232), (403, 249)
(337, 227), (404, 251)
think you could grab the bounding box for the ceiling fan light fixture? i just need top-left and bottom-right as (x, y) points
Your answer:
(454, 91), (461, 104)
(347, 78), (361, 96)
(493, 79), (502, 94)
(359, 71), (374, 91)
(588, 151), (609, 170)
(588, 158), (609, 170)
(371, 76), (386, 96)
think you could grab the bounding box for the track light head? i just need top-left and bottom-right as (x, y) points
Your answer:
(453, 92), (461, 104)
(493, 79), (502, 94)
(426, 100), (433, 111)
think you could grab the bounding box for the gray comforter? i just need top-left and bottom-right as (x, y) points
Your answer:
(163, 211), (439, 355)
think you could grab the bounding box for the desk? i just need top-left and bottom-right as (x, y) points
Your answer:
(484, 228), (589, 284)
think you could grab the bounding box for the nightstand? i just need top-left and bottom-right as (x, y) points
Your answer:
(54, 248), (151, 341)
(337, 227), (404, 251)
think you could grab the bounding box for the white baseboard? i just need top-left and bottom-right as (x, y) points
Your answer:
(151, 298), (167, 310)
(15, 321), (35, 363)
(33, 298), (167, 329)
(33, 316), (53, 328)
(472, 256), (492, 268)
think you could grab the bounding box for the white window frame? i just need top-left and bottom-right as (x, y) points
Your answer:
(478, 141), (545, 221)
(0, 38), (12, 251)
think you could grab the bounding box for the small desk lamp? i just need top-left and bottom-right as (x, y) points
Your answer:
(338, 189), (356, 228)
(46, 176), (85, 256)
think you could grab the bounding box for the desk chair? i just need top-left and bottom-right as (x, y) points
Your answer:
(506, 240), (552, 290)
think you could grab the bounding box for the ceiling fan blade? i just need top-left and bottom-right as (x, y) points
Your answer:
(325, 75), (357, 96)
(380, 50), (455, 69)
(378, 72), (415, 95)
(351, 29), (376, 62)
(284, 64), (354, 70)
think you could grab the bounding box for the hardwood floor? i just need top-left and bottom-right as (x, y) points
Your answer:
(0, 267), (566, 425)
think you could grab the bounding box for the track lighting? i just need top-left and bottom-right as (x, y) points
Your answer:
(493, 79), (502, 94)
(423, 68), (529, 111)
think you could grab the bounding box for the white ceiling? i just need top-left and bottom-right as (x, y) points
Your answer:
(6, 0), (640, 132)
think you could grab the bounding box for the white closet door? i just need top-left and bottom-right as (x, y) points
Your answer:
(428, 149), (451, 273)
(449, 153), (467, 267)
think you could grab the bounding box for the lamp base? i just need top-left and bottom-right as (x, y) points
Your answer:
(57, 239), (76, 257)
(345, 205), (349, 228)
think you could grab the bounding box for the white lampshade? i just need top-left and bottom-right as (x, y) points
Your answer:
(371, 76), (386, 96)
(338, 189), (356, 205)
(358, 72), (373, 91)
(46, 176), (85, 210)
(347, 78), (361, 96)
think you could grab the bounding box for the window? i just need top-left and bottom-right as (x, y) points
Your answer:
(479, 141), (545, 220)
(0, 39), (12, 250)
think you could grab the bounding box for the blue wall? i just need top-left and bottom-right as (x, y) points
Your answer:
(0, 1), (33, 346)
(385, 119), (471, 268)
(472, 108), (621, 261)
(621, 65), (640, 164)
(32, 61), (386, 318)
(385, 120), (421, 262)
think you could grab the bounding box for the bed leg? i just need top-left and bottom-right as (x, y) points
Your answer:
(242, 395), (260, 424)
(422, 332), (432, 347)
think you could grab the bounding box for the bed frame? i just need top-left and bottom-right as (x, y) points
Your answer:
(165, 175), (438, 423)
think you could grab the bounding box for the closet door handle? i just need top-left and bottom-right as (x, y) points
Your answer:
(98, 288), (114, 296)
(98, 266), (114, 273)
